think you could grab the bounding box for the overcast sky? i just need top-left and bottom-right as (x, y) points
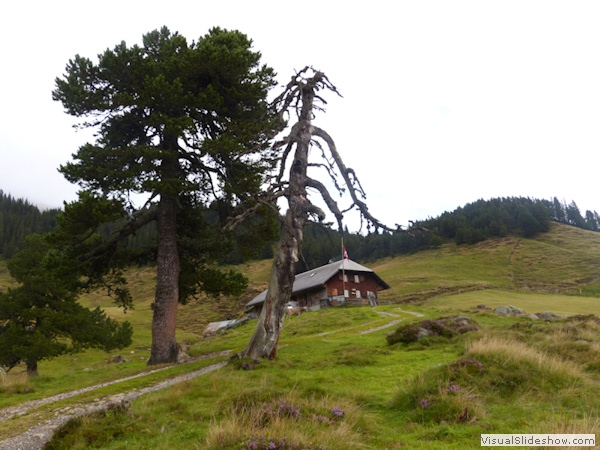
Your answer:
(2, 1), (599, 232)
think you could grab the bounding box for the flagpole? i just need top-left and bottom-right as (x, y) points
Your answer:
(341, 237), (346, 300)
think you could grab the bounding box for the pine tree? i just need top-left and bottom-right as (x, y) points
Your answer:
(0, 235), (132, 376)
(52, 27), (279, 364)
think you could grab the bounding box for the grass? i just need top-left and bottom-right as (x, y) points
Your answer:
(39, 303), (600, 448)
(426, 289), (600, 316)
(3, 222), (600, 448)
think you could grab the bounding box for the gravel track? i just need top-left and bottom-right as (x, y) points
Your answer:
(0, 352), (230, 450)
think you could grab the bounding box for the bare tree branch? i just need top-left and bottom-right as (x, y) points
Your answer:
(306, 177), (344, 230)
(310, 125), (394, 232)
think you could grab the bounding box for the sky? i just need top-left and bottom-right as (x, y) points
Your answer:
(1, 1), (599, 232)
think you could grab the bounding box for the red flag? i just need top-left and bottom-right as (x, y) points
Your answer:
(343, 246), (349, 259)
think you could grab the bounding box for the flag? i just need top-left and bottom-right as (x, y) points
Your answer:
(343, 246), (349, 259)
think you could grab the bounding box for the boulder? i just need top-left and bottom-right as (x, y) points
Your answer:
(536, 311), (561, 320)
(507, 305), (526, 315)
(495, 305), (526, 316)
(494, 306), (510, 316)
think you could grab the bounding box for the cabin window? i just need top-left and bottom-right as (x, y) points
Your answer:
(344, 289), (349, 298)
(331, 288), (338, 296)
(354, 275), (360, 283)
(355, 290), (361, 298)
(344, 274), (348, 282)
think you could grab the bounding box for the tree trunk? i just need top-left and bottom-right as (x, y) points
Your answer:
(239, 212), (301, 359)
(239, 83), (314, 360)
(26, 360), (38, 377)
(148, 195), (180, 365)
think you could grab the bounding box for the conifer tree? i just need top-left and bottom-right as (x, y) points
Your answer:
(52, 27), (279, 364)
(0, 235), (132, 376)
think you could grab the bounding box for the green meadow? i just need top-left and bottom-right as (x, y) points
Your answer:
(1, 222), (600, 449)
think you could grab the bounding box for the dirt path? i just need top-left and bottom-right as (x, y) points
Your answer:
(0, 352), (230, 450)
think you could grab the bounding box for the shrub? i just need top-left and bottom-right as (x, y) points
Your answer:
(386, 316), (478, 346)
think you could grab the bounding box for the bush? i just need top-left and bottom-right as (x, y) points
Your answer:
(386, 316), (478, 346)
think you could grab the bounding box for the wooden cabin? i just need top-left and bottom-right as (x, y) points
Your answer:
(245, 259), (390, 318)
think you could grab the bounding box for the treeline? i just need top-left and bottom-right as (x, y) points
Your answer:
(3, 192), (598, 270)
(297, 196), (600, 270)
(295, 224), (436, 272)
(419, 197), (599, 246)
(421, 197), (551, 245)
(0, 190), (61, 258)
(299, 197), (556, 268)
(548, 198), (600, 231)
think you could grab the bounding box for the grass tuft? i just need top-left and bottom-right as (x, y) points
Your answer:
(205, 390), (372, 449)
(0, 371), (33, 395)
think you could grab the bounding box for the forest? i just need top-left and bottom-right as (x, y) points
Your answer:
(292, 196), (600, 271)
(2, 190), (598, 272)
(0, 190), (61, 258)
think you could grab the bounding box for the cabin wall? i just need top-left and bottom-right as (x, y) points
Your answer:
(292, 288), (328, 310)
(325, 272), (383, 303)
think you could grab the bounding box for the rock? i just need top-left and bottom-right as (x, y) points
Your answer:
(110, 355), (129, 364)
(177, 351), (191, 364)
(536, 311), (561, 320)
(494, 306), (510, 316)
(495, 305), (526, 316)
(438, 315), (479, 334)
(507, 305), (526, 315)
(417, 327), (433, 340)
(477, 304), (490, 310)
(528, 314), (540, 320)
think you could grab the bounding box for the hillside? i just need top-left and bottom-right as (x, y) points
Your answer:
(1, 221), (600, 448)
(370, 222), (600, 302)
(25, 221), (599, 346)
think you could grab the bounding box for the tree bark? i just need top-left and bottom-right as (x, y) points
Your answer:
(148, 194), (180, 365)
(239, 83), (314, 360)
(239, 214), (299, 359)
(26, 361), (38, 377)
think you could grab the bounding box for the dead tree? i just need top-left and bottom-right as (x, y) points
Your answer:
(237, 67), (403, 360)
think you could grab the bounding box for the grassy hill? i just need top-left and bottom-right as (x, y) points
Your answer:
(1, 222), (600, 448)
(372, 222), (600, 302)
